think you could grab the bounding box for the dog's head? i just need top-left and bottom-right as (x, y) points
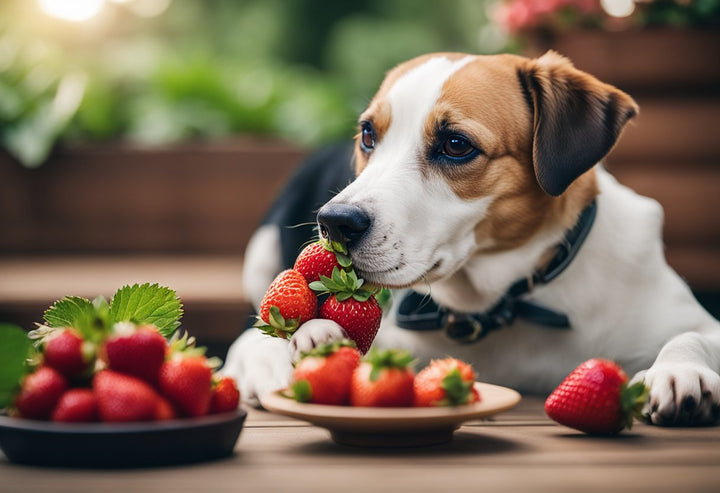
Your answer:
(317, 52), (638, 288)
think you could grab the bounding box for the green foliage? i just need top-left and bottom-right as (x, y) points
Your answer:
(108, 283), (183, 337)
(0, 0), (504, 167)
(0, 324), (33, 408)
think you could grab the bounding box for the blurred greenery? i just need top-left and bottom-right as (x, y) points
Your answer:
(1, 0), (718, 167)
(0, 0), (506, 167)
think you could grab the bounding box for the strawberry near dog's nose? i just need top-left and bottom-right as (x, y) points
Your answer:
(317, 203), (370, 245)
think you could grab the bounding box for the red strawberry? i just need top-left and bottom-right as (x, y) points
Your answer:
(350, 349), (415, 407)
(289, 340), (361, 405)
(43, 328), (94, 378)
(294, 240), (345, 284)
(319, 295), (381, 354)
(312, 268), (382, 354)
(155, 395), (177, 421)
(158, 355), (213, 417)
(15, 366), (69, 420)
(414, 357), (480, 407)
(256, 269), (318, 339)
(103, 323), (168, 385)
(51, 389), (98, 422)
(210, 376), (240, 414)
(544, 358), (648, 435)
(94, 370), (160, 422)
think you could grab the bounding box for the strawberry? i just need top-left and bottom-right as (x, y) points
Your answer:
(349, 349), (415, 407)
(14, 366), (69, 420)
(155, 395), (177, 421)
(414, 357), (480, 407)
(158, 354), (213, 417)
(43, 328), (94, 378)
(210, 376), (240, 414)
(94, 370), (160, 422)
(256, 269), (318, 339)
(544, 358), (648, 435)
(289, 340), (361, 405)
(294, 240), (349, 284)
(51, 388), (98, 422)
(103, 323), (168, 385)
(312, 268), (382, 354)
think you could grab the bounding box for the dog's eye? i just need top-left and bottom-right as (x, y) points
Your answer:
(360, 122), (375, 151)
(442, 135), (475, 158)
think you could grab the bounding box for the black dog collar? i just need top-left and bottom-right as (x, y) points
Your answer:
(395, 200), (597, 343)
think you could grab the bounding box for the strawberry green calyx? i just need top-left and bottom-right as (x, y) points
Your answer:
(298, 338), (358, 360)
(310, 267), (379, 302)
(620, 380), (649, 431)
(439, 367), (474, 406)
(320, 238), (353, 269)
(254, 305), (301, 340)
(364, 348), (415, 382)
(288, 379), (313, 402)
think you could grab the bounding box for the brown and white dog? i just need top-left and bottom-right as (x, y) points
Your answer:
(224, 51), (720, 426)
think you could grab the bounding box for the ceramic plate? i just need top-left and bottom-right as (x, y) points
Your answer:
(260, 382), (521, 447)
(0, 409), (246, 468)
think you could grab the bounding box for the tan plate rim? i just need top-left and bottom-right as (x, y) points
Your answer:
(260, 382), (521, 433)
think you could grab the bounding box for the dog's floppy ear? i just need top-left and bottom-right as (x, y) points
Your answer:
(519, 51), (638, 196)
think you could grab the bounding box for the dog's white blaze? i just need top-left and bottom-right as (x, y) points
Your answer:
(333, 56), (492, 286)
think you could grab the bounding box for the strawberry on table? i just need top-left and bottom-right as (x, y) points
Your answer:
(94, 370), (161, 422)
(294, 239), (350, 284)
(42, 328), (95, 379)
(14, 366), (69, 420)
(102, 323), (168, 385)
(256, 269), (318, 339)
(210, 376), (241, 414)
(159, 353), (214, 417)
(350, 349), (415, 407)
(51, 388), (99, 422)
(312, 268), (382, 354)
(155, 395), (177, 421)
(289, 340), (361, 405)
(544, 358), (648, 435)
(414, 357), (480, 407)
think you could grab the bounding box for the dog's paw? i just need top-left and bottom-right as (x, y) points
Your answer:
(288, 318), (347, 363)
(222, 329), (294, 407)
(632, 362), (720, 426)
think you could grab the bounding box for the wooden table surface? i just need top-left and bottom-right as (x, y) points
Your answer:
(1, 397), (719, 493)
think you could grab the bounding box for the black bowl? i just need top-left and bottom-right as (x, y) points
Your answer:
(0, 409), (246, 468)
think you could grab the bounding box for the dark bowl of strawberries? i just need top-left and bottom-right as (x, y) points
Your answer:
(0, 284), (246, 468)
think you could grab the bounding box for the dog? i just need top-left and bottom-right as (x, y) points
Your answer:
(224, 51), (720, 426)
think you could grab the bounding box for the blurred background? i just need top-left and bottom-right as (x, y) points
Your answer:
(1, 0), (719, 357)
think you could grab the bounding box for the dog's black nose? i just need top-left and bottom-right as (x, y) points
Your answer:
(317, 203), (370, 245)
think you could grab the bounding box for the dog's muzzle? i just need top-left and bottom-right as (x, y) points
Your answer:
(317, 203), (371, 245)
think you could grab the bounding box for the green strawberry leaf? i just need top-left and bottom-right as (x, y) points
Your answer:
(439, 367), (474, 406)
(43, 295), (106, 341)
(108, 283), (183, 338)
(290, 379), (313, 402)
(0, 324), (34, 408)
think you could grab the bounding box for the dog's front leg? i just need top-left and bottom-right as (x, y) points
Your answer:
(633, 328), (720, 426)
(222, 328), (294, 407)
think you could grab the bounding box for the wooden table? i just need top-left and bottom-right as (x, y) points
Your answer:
(1, 397), (719, 493)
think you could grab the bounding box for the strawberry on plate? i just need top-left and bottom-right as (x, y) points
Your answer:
(414, 357), (480, 407)
(102, 323), (168, 385)
(51, 388), (99, 423)
(14, 366), (69, 420)
(93, 370), (160, 422)
(159, 354), (214, 417)
(289, 340), (361, 405)
(210, 376), (241, 414)
(294, 239), (350, 284)
(350, 349), (415, 407)
(42, 328), (95, 379)
(544, 358), (648, 435)
(256, 269), (318, 339)
(312, 268), (382, 354)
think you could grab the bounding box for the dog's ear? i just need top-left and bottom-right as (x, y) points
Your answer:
(519, 51), (638, 196)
